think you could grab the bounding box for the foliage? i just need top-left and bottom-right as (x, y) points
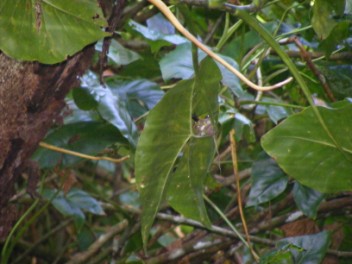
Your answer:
(2, 0), (352, 263)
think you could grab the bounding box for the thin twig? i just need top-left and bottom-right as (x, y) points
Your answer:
(39, 142), (129, 164)
(66, 219), (128, 264)
(148, 0), (293, 91)
(229, 129), (259, 262)
(291, 36), (336, 101)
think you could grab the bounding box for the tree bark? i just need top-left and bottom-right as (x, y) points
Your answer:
(0, 47), (94, 240)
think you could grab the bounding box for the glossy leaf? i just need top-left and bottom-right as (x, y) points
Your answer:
(277, 231), (331, 263)
(293, 183), (324, 219)
(262, 104), (352, 193)
(33, 121), (126, 168)
(247, 152), (288, 207)
(80, 72), (138, 147)
(0, 0), (108, 64)
(135, 57), (221, 245)
(129, 19), (187, 45)
(129, 17), (186, 53)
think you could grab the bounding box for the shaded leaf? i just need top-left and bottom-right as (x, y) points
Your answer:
(262, 104), (352, 193)
(0, 0), (108, 63)
(293, 183), (325, 219)
(277, 231), (331, 263)
(41, 188), (105, 229)
(247, 152), (288, 207)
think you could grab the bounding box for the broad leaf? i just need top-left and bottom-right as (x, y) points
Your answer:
(262, 104), (352, 193)
(247, 152), (288, 207)
(293, 183), (324, 219)
(135, 57), (221, 245)
(277, 231), (331, 263)
(0, 0), (108, 64)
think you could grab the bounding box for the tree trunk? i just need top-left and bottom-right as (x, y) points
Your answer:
(0, 47), (94, 240)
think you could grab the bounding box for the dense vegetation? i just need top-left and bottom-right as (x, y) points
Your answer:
(1, 0), (352, 263)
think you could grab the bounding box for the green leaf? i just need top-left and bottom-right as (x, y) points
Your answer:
(135, 57), (221, 245)
(262, 104), (352, 193)
(33, 121), (126, 168)
(293, 183), (325, 219)
(277, 231), (331, 263)
(312, 0), (338, 39)
(81, 72), (139, 147)
(167, 135), (213, 226)
(41, 188), (105, 229)
(0, 0), (108, 64)
(247, 152), (288, 207)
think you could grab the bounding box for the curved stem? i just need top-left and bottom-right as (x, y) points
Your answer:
(149, 0), (292, 91)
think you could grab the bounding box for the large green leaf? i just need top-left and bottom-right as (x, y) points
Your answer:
(0, 0), (108, 64)
(262, 104), (352, 193)
(135, 57), (221, 245)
